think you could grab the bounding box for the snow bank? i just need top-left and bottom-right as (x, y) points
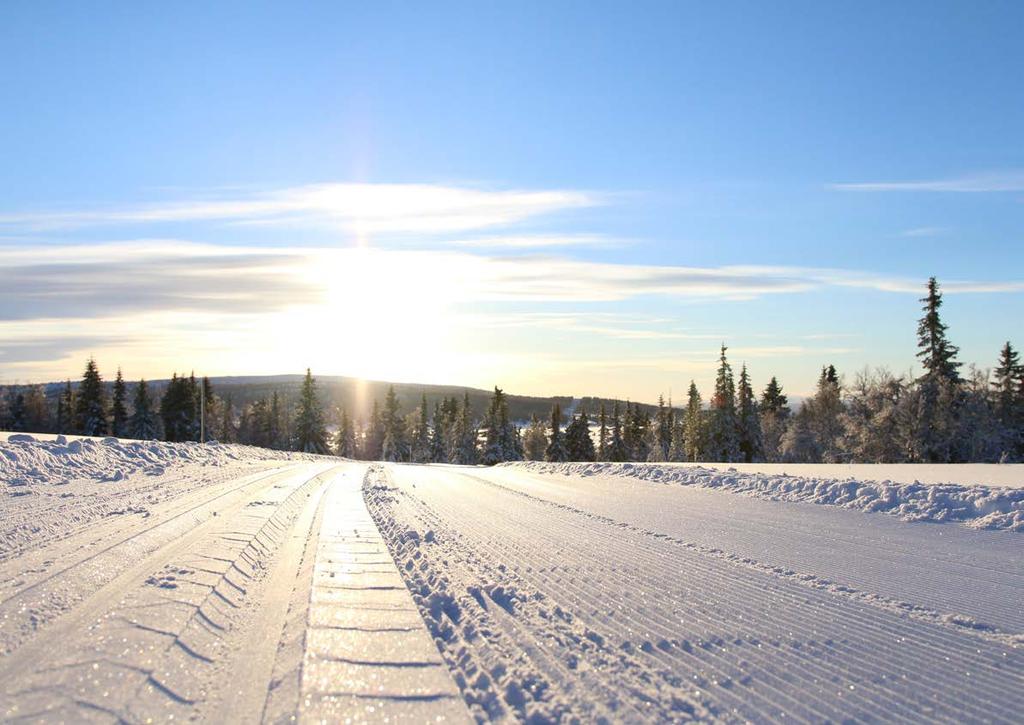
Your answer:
(508, 461), (1024, 532)
(0, 434), (324, 487)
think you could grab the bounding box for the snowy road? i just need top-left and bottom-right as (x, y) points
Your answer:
(0, 439), (468, 723)
(367, 463), (1024, 723)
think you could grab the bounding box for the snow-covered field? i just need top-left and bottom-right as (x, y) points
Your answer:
(2, 434), (1022, 722)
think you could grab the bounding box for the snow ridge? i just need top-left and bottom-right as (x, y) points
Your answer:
(508, 461), (1024, 531)
(0, 435), (324, 488)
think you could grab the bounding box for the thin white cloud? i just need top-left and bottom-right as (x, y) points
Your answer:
(899, 226), (947, 238)
(830, 171), (1024, 192)
(0, 183), (600, 234)
(444, 234), (622, 250)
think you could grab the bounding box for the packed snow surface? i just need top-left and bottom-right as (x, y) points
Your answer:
(366, 463), (1023, 723)
(508, 461), (1024, 531)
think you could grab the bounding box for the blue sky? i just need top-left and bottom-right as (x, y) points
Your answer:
(1, 1), (1022, 399)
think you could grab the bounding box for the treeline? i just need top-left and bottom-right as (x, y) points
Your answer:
(2, 278), (1022, 464)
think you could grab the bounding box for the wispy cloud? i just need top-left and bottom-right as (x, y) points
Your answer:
(4, 242), (1021, 328)
(899, 226), (947, 238)
(444, 234), (622, 250)
(0, 182), (601, 234)
(830, 171), (1024, 193)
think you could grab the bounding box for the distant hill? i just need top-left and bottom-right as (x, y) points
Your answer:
(27, 374), (658, 424)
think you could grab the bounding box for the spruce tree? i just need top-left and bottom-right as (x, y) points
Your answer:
(363, 400), (385, 460)
(760, 377), (789, 416)
(991, 342), (1023, 458)
(683, 381), (704, 462)
(381, 385), (409, 462)
(482, 387), (519, 464)
(917, 277), (961, 384)
(607, 401), (628, 462)
(736, 363), (762, 462)
(668, 418), (686, 461)
(336, 408), (356, 458)
(294, 369), (329, 454)
(597, 403), (609, 461)
(707, 346), (739, 461)
(129, 379), (159, 440)
(565, 408), (595, 461)
(111, 368), (128, 437)
(411, 393), (431, 463)
(808, 365), (843, 462)
(656, 395), (673, 459)
(454, 392), (478, 464)
(74, 358), (109, 436)
(429, 402), (448, 462)
(56, 380), (75, 434)
(545, 403), (568, 462)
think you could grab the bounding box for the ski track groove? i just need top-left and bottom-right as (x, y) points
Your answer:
(368, 464), (1023, 724)
(0, 462), (338, 721)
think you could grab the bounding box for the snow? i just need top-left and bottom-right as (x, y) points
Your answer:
(365, 462), (1023, 722)
(506, 461), (1024, 531)
(2, 435), (1021, 721)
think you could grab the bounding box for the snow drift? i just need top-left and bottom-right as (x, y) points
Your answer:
(508, 461), (1024, 531)
(0, 434), (323, 488)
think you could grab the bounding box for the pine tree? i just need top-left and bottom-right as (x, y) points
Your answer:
(363, 401), (384, 460)
(782, 403), (819, 462)
(683, 381), (704, 462)
(707, 346), (739, 461)
(336, 408), (356, 458)
(294, 369), (329, 454)
(917, 277), (961, 384)
(565, 408), (595, 461)
(111, 368), (128, 437)
(219, 393), (235, 443)
(381, 385), (409, 462)
(74, 358), (109, 436)
(667, 418), (686, 461)
(736, 364), (762, 462)
(523, 414), (548, 460)
(759, 376), (789, 462)
(454, 392), (478, 464)
(56, 380), (75, 434)
(545, 403), (568, 462)
(656, 395), (673, 460)
(411, 393), (431, 463)
(129, 379), (159, 439)
(992, 341), (1023, 457)
(808, 365), (843, 462)
(482, 387), (519, 464)
(607, 401), (628, 462)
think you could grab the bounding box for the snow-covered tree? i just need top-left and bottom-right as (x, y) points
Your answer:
(736, 364), (762, 462)
(706, 346), (739, 462)
(655, 395), (673, 460)
(544, 403), (568, 462)
(759, 376), (789, 462)
(841, 368), (908, 463)
(607, 401), (628, 462)
(992, 341), (1023, 458)
(597, 403), (609, 461)
(782, 403), (819, 463)
(336, 408), (356, 458)
(565, 408), (596, 462)
(409, 394), (430, 463)
(667, 417), (686, 461)
(294, 369), (329, 454)
(74, 358), (109, 437)
(644, 424), (664, 462)
(808, 365), (844, 462)
(56, 380), (74, 434)
(363, 400), (384, 460)
(218, 393), (236, 443)
(110, 368), (128, 437)
(523, 414), (548, 460)
(129, 379), (159, 440)
(482, 387), (520, 464)
(453, 392), (478, 464)
(381, 385), (409, 462)
(683, 381), (704, 462)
